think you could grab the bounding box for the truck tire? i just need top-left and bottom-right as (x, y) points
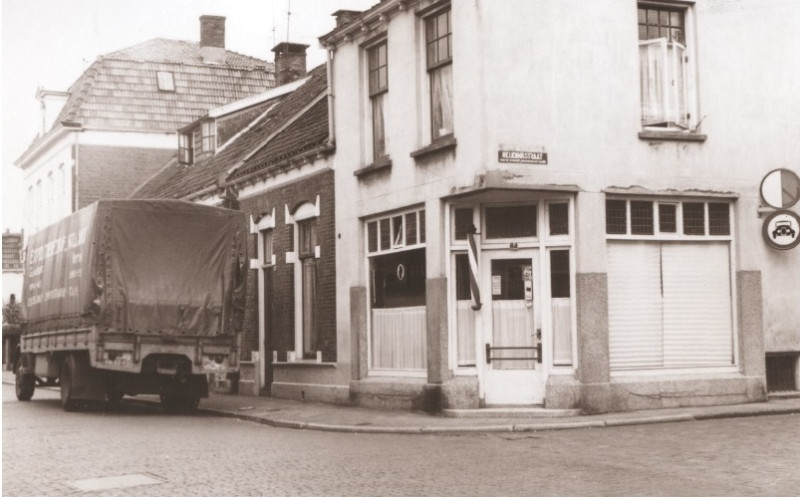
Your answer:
(15, 360), (35, 401)
(60, 356), (79, 412)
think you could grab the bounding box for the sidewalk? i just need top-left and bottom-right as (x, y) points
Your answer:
(5, 371), (800, 434)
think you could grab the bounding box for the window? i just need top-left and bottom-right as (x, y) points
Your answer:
(454, 208), (473, 240)
(485, 205), (537, 239)
(261, 229), (274, 265)
(368, 41), (388, 160)
(606, 199), (731, 238)
(548, 203), (569, 236)
(426, 8), (453, 140)
(156, 71), (175, 92)
(193, 129), (202, 155)
(179, 133), (193, 164)
(638, 3), (694, 130)
(298, 219), (318, 358)
(202, 122), (215, 154)
(366, 208), (427, 371)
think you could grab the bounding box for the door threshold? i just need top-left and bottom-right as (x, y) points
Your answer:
(443, 406), (581, 419)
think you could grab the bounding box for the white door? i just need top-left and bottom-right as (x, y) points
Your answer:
(482, 251), (545, 405)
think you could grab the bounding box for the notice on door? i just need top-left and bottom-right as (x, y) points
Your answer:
(492, 275), (502, 295)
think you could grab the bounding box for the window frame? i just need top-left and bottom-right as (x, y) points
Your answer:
(605, 197), (733, 240)
(367, 40), (389, 161)
(156, 71), (175, 92)
(178, 132), (193, 165)
(424, 6), (454, 141)
(637, 2), (698, 133)
(201, 121), (216, 154)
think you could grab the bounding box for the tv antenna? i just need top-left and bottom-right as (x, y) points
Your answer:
(286, 0), (292, 43)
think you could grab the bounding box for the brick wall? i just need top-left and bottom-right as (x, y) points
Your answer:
(77, 145), (176, 208)
(238, 169), (336, 364)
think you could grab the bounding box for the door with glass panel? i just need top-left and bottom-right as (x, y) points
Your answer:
(482, 251), (545, 405)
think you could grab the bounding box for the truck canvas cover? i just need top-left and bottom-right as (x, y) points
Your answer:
(24, 200), (247, 336)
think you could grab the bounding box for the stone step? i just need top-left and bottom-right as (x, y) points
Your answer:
(443, 407), (581, 418)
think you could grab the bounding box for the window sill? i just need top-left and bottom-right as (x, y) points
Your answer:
(354, 156), (392, 178)
(638, 130), (707, 142)
(410, 135), (457, 161)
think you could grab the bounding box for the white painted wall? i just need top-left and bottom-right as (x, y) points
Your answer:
(331, 0), (800, 353)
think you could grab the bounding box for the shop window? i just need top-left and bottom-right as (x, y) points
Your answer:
(370, 248), (427, 370)
(548, 203), (569, 236)
(485, 205), (537, 239)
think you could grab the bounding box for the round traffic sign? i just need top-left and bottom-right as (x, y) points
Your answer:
(760, 168), (800, 209)
(762, 210), (800, 251)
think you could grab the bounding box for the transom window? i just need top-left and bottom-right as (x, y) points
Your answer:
(485, 204), (537, 239)
(606, 199), (731, 237)
(367, 208), (425, 255)
(638, 3), (695, 130)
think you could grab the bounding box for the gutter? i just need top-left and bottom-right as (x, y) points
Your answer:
(326, 48), (336, 147)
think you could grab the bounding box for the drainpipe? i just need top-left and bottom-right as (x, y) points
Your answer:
(326, 46), (335, 147)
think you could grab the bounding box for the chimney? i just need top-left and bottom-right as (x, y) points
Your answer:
(333, 10), (362, 29)
(36, 88), (70, 134)
(200, 15), (226, 64)
(271, 42), (309, 86)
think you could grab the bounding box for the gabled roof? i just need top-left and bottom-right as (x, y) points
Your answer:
(17, 38), (275, 167)
(133, 64), (331, 201)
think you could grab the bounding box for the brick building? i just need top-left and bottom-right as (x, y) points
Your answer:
(15, 16), (276, 238)
(135, 48), (343, 401)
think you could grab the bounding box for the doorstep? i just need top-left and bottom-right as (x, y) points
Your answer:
(443, 407), (581, 418)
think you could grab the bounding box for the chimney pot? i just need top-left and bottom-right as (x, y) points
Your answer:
(271, 42), (309, 86)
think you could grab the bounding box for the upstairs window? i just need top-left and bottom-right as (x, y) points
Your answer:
(638, 4), (696, 130)
(368, 41), (388, 160)
(425, 8), (453, 140)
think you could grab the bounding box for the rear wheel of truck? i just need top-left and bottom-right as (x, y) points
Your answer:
(60, 356), (79, 411)
(14, 358), (35, 401)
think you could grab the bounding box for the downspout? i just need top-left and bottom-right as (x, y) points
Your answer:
(326, 46), (336, 147)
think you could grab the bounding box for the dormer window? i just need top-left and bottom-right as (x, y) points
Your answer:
(179, 132), (193, 164)
(202, 121), (216, 153)
(156, 71), (175, 92)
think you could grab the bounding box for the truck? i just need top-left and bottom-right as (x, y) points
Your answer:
(14, 199), (248, 411)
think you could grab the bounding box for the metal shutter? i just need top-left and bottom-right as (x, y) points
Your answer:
(607, 242), (664, 370)
(662, 242), (733, 367)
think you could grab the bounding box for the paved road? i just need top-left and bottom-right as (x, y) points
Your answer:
(3, 384), (799, 497)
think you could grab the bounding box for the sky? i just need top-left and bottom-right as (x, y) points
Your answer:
(1, 0), (377, 232)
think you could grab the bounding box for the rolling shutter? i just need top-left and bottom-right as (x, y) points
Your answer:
(662, 243), (733, 367)
(607, 242), (664, 370)
(608, 242), (733, 371)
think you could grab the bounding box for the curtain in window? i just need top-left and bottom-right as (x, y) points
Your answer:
(372, 93), (387, 159)
(431, 63), (454, 139)
(639, 39), (665, 125)
(639, 39), (688, 128)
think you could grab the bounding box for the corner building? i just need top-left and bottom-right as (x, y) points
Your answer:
(322, 0), (800, 412)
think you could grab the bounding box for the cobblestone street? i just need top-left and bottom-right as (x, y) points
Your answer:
(3, 384), (799, 497)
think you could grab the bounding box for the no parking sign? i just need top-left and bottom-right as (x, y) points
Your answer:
(760, 168), (800, 209)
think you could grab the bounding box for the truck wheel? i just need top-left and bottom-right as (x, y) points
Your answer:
(60, 356), (79, 412)
(15, 361), (35, 401)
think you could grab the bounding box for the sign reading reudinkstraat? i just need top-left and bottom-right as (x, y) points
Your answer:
(498, 150), (548, 165)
